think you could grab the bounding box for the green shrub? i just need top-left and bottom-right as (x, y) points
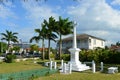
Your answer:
(61, 54), (70, 61)
(59, 48), (120, 64)
(80, 49), (120, 64)
(5, 53), (16, 63)
(107, 51), (120, 64)
(8, 76), (14, 80)
(45, 71), (50, 76)
(50, 53), (55, 60)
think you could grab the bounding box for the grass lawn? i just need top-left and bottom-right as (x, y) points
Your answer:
(35, 64), (120, 80)
(0, 59), (44, 73)
(36, 71), (120, 80)
(1, 59), (120, 80)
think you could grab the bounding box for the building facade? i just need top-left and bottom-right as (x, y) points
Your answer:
(12, 42), (30, 49)
(56, 34), (105, 53)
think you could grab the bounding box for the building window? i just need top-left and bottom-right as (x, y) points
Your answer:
(77, 40), (79, 43)
(84, 40), (86, 43)
(89, 39), (91, 46)
(94, 39), (96, 45)
(101, 41), (103, 46)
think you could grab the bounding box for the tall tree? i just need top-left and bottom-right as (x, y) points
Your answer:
(55, 16), (74, 59)
(116, 41), (120, 46)
(30, 25), (46, 60)
(0, 42), (7, 53)
(30, 44), (39, 52)
(43, 16), (58, 60)
(1, 30), (18, 52)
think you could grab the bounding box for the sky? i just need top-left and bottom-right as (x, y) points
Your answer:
(1, 0), (120, 48)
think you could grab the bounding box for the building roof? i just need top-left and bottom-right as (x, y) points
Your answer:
(62, 34), (105, 41)
(26, 48), (48, 51)
(110, 45), (120, 50)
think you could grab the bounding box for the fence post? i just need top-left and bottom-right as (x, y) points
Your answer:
(92, 60), (96, 73)
(50, 60), (53, 70)
(63, 63), (66, 73)
(54, 62), (57, 69)
(69, 63), (72, 74)
(61, 59), (63, 68)
(100, 62), (103, 72)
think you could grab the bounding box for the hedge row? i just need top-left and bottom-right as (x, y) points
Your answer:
(61, 48), (120, 64)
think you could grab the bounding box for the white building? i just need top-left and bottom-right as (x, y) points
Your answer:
(12, 42), (30, 49)
(56, 34), (105, 53)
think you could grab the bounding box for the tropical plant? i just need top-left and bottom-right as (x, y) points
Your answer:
(61, 53), (70, 61)
(30, 30), (41, 43)
(5, 53), (16, 63)
(10, 46), (20, 53)
(0, 42), (7, 54)
(1, 30), (18, 52)
(116, 41), (120, 46)
(30, 29), (42, 59)
(55, 16), (74, 59)
(43, 16), (58, 60)
(30, 24), (47, 60)
(30, 44), (39, 52)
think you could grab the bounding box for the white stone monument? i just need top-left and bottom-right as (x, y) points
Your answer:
(68, 22), (90, 71)
(69, 63), (72, 74)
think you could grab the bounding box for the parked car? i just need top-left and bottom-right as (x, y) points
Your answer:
(25, 52), (41, 58)
(14, 53), (22, 58)
(1, 53), (6, 57)
(0, 56), (5, 60)
(33, 53), (41, 57)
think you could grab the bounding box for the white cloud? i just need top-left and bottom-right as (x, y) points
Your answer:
(111, 0), (120, 5)
(18, 27), (34, 41)
(67, 0), (120, 46)
(3, 1), (15, 7)
(22, 0), (59, 27)
(18, 0), (60, 47)
(2, 0), (120, 47)
(0, 5), (14, 19)
(0, 1), (16, 19)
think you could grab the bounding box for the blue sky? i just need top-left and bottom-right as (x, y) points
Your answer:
(1, 0), (120, 48)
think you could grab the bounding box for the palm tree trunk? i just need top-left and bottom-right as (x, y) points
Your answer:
(42, 39), (45, 60)
(7, 41), (10, 53)
(59, 34), (62, 60)
(48, 39), (51, 60)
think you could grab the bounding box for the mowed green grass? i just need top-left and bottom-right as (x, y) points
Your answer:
(36, 63), (120, 80)
(36, 72), (120, 80)
(1, 60), (120, 80)
(0, 59), (44, 73)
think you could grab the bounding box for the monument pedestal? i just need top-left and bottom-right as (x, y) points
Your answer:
(67, 22), (90, 72)
(69, 48), (90, 71)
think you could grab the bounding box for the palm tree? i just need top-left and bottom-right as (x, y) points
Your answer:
(30, 29), (41, 43)
(55, 16), (74, 59)
(43, 16), (58, 60)
(30, 25), (46, 60)
(1, 30), (18, 52)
